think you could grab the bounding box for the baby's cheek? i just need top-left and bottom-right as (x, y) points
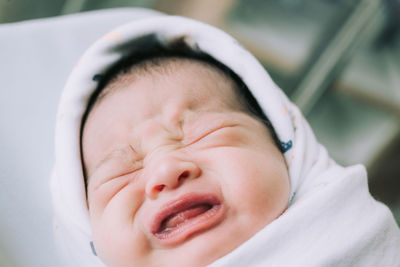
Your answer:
(88, 176), (132, 218)
(92, 221), (150, 267)
(103, 180), (145, 225)
(243, 161), (289, 221)
(91, 182), (153, 266)
(220, 149), (288, 214)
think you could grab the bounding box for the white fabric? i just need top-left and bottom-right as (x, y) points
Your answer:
(51, 10), (400, 267)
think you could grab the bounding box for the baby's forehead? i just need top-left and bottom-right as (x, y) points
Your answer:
(97, 56), (241, 110)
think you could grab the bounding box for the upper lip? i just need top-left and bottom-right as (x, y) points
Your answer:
(150, 193), (221, 235)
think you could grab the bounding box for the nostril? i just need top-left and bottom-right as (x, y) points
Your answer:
(154, 184), (165, 192)
(178, 170), (190, 182)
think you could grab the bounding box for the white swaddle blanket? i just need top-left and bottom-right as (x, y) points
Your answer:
(51, 10), (400, 267)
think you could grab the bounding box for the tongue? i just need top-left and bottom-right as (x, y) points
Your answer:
(164, 204), (211, 230)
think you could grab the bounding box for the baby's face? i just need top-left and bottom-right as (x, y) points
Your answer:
(82, 60), (290, 267)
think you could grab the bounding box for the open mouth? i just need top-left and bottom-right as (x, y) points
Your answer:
(151, 194), (224, 245)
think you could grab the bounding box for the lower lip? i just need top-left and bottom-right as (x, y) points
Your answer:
(153, 204), (225, 246)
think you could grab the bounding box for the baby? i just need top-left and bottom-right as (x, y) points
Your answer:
(82, 51), (290, 266)
(52, 12), (400, 267)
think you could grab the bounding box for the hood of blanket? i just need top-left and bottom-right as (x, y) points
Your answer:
(52, 10), (399, 267)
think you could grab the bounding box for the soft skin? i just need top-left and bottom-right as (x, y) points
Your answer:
(82, 59), (290, 267)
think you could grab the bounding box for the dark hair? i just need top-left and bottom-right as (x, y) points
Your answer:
(81, 35), (282, 186)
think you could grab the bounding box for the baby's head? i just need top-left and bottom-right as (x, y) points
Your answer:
(81, 47), (290, 266)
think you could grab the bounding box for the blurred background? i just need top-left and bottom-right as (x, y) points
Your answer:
(0, 0), (399, 265)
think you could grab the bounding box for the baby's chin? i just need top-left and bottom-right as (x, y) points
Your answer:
(148, 239), (234, 267)
(143, 216), (271, 267)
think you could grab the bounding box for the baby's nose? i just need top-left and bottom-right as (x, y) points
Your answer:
(145, 156), (201, 199)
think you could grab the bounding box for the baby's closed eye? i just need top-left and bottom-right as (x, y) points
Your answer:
(88, 159), (143, 211)
(91, 156), (143, 191)
(187, 125), (243, 149)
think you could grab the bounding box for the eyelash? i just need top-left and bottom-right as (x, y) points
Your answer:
(189, 125), (236, 147)
(185, 128), (219, 146)
(96, 160), (142, 188)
